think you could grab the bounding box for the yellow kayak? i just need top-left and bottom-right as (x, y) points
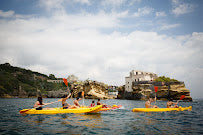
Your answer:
(20, 105), (102, 114)
(132, 106), (192, 112)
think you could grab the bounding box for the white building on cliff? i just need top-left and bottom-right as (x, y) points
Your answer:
(125, 70), (158, 92)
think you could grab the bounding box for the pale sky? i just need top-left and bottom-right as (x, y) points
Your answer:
(0, 0), (202, 98)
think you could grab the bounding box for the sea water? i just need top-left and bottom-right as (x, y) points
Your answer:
(0, 98), (202, 135)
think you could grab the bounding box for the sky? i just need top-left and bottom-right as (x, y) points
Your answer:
(0, 0), (202, 99)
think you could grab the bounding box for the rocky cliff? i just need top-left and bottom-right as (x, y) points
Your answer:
(41, 80), (114, 99)
(117, 82), (192, 101)
(69, 81), (114, 99)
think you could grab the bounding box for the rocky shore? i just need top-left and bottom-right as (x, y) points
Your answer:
(0, 63), (193, 101)
(1, 81), (192, 101)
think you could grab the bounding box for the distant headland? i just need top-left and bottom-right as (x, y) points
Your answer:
(117, 70), (192, 101)
(0, 63), (192, 101)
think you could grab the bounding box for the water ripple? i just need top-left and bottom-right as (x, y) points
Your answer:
(0, 98), (202, 134)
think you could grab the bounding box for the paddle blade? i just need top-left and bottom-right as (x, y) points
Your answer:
(19, 109), (30, 114)
(180, 95), (185, 100)
(82, 91), (84, 97)
(63, 78), (68, 86)
(78, 92), (82, 97)
(154, 86), (158, 93)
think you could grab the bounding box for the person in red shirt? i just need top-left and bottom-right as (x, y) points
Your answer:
(90, 100), (95, 107)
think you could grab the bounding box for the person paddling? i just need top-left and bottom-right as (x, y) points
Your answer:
(97, 99), (108, 108)
(90, 100), (95, 107)
(62, 93), (76, 109)
(145, 97), (158, 108)
(33, 96), (50, 110)
(167, 98), (179, 108)
(74, 97), (82, 107)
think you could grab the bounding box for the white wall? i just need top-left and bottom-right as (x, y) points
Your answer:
(125, 77), (132, 92)
(125, 70), (157, 92)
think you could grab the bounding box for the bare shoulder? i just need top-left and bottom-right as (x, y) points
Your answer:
(35, 101), (39, 104)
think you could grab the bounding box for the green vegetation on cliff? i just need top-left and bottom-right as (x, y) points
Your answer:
(155, 76), (178, 82)
(0, 63), (66, 97)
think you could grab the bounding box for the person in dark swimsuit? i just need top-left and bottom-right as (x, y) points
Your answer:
(62, 93), (76, 109)
(34, 97), (56, 110)
(34, 96), (45, 110)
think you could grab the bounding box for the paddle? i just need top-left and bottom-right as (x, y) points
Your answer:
(171, 95), (185, 107)
(177, 95), (185, 103)
(82, 91), (84, 106)
(179, 95), (185, 100)
(20, 99), (62, 113)
(154, 86), (158, 105)
(63, 78), (68, 87)
(21, 78), (71, 114)
(63, 78), (73, 101)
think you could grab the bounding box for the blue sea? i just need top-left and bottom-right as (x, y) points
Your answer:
(0, 98), (202, 135)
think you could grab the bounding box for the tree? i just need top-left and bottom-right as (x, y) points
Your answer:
(49, 74), (56, 80)
(155, 76), (178, 82)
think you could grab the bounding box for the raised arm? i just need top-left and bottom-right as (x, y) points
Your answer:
(175, 101), (179, 104)
(154, 96), (157, 102)
(78, 98), (82, 101)
(67, 93), (71, 99)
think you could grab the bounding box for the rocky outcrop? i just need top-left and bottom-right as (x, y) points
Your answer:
(47, 89), (68, 98)
(70, 81), (114, 99)
(155, 84), (192, 101)
(31, 80), (114, 99)
(117, 82), (192, 101)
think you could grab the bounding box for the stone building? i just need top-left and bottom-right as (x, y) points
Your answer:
(125, 70), (157, 92)
(47, 80), (63, 83)
(67, 75), (79, 82)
